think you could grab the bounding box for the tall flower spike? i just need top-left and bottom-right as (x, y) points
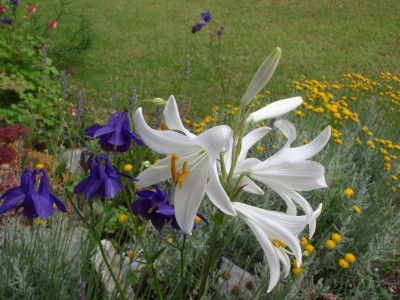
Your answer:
(85, 111), (143, 153)
(134, 95), (236, 235)
(233, 202), (322, 292)
(240, 48), (282, 106)
(0, 169), (66, 219)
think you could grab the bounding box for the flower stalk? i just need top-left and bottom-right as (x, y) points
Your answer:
(198, 211), (224, 300)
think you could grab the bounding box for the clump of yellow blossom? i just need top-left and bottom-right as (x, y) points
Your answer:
(123, 164), (133, 172)
(325, 239), (336, 250)
(344, 188), (354, 197)
(126, 250), (137, 260)
(300, 236), (309, 247)
(292, 266), (302, 275)
(36, 163), (44, 169)
(305, 244), (315, 254)
(36, 219), (45, 225)
(344, 253), (356, 264)
(331, 233), (342, 243)
(118, 214), (127, 223)
(353, 205), (361, 214)
(256, 145), (265, 152)
(339, 258), (350, 269)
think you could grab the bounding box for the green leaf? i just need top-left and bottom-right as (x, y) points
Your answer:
(150, 247), (166, 264)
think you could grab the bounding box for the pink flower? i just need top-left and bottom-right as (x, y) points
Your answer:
(0, 5), (6, 13)
(27, 5), (36, 14)
(48, 20), (57, 30)
(69, 107), (76, 116)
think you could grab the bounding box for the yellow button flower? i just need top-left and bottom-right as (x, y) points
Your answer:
(127, 250), (137, 260)
(123, 164), (133, 172)
(300, 236), (309, 247)
(339, 258), (349, 269)
(344, 253), (356, 264)
(292, 267), (302, 275)
(305, 244), (315, 254)
(344, 188), (354, 197)
(353, 205), (361, 214)
(331, 233), (342, 243)
(118, 214), (127, 223)
(325, 239), (336, 250)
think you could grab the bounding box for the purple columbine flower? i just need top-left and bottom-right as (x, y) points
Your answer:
(85, 112), (143, 153)
(191, 22), (205, 34)
(200, 11), (211, 23)
(1, 17), (12, 25)
(131, 186), (208, 231)
(74, 154), (135, 200)
(0, 169), (66, 219)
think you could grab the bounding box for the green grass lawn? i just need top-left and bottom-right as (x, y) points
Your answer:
(45, 0), (399, 115)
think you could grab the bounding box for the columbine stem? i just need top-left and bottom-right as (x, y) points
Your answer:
(198, 211), (224, 300)
(93, 229), (127, 300)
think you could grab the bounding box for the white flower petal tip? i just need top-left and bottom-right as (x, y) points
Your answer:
(240, 47), (282, 106)
(249, 96), (303, 123)
(233, 202), (307, 293)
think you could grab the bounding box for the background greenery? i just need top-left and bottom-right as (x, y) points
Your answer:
(38, 0), (400, 115)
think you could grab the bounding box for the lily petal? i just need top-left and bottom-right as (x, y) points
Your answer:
(240, 176), (265, 195)
(164, 96), (196, 138)
(205, 163), (236, 216)
(174, 157), (209, 234)
(251, 161), (328, 191)
(136, 156), (174, 188)
(194, 125), (231, 163)
(238, 127), (271, 162)
(134, 108), (201, 156)
(274, 120), (297, 149)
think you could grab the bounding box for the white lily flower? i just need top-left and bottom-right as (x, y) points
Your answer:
(233, 202), (322, 292)
(240, 47), (282, 106)
(227, 120), (330, 237)
(134, 96), (236, 234)
(248, 96), (303, 123)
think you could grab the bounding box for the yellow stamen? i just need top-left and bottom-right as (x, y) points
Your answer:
(177, 161), (191, 188)
(170, 154), (180, 181)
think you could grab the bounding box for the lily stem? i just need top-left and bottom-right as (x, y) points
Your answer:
(198, 211), (224, 300)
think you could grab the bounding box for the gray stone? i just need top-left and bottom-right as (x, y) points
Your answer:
(218, 256), (256, 297)
(63, 149), (83, 173)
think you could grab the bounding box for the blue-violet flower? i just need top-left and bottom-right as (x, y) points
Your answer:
(85, 112), (143, 153)
(200, 11), (211, 23)
(1, 17), (12, 25)
(0, 169), (66, 218)
(131, 186), (208, 231)
(192, 22), (205, 34)
(74, 154), (134, 200)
